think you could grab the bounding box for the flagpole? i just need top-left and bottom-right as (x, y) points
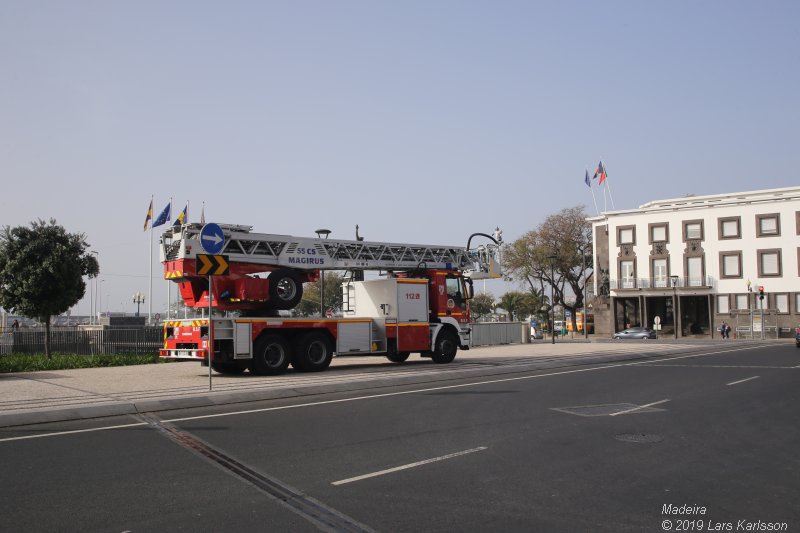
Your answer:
(605, 176), (617, 210)
(148, 194), (153, 325)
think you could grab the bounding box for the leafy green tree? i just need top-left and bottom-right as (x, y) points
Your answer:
(498, 291), (541, 322)
(0, 219), (99, 357)
(503, 206), (592, 332)
(469, 292), (496, 321)
(294, 271), (345, 317)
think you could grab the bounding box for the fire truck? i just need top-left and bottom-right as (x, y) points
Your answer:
(159, 224), (502, 375)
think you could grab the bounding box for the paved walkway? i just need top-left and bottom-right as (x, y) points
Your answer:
(0, 340), (783, 427)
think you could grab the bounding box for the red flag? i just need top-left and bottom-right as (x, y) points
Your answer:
(593, 161), (607, 184)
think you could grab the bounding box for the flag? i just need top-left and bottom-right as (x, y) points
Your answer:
(593, 161), (607, 184)
(173, 204), (187, 227)
(153, 202), (171, 227)
(143, 199), (153, 231)
(584, 170), (591, 187)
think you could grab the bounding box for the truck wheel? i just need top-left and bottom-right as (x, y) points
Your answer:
(211, 361), (248, 375)
(431, 328), (458, 364)
(292, 332), (334, 372)
(387, 352), (410, 363)
(251, 334), (291, 375)
(268, 269), (303, 310)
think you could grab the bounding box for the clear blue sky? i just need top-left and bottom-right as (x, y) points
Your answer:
(1, 1), (798, 316)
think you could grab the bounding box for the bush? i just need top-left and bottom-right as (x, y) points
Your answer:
(0, 353), (162, 373)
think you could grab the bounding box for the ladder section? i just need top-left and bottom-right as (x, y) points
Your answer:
(162, 223), (485, 273)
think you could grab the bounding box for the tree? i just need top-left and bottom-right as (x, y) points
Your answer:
(498, 291), (542, 322)
(503, 206), (593, 333)
(469, 292), (496, 321)
(294, 271), (345, 317)
(0, 219), (99, 357)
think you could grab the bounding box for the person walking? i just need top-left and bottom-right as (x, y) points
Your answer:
(720, 321), (730, 339)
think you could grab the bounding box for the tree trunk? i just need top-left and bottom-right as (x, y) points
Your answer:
(44, 316), (51, 359)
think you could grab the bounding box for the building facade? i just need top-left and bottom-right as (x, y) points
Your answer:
(589, 186), (800, 338)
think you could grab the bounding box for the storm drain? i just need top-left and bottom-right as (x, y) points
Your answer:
(615, 433), (664, 444)
(551, 403), (666, 417)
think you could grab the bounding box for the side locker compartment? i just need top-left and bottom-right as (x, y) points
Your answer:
(336, 321), (373, 354)
(234, 321), (252, 359)
(397, 280), (431, 352)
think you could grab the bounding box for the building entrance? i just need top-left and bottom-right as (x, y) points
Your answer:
(678, 295), (711, 336)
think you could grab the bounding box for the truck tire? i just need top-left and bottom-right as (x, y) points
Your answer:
(251, 334), (291, 375)
(431, 328), (458, 364)
(292, 331), (334, 372)
(268, 269), (303, 310)
(211, 361), (248, 375)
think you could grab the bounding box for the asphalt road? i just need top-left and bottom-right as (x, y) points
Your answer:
(1, 343), (798, 532)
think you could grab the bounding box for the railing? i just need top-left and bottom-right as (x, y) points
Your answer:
(471, 322), (526, 346)
(0, 327), (163, 356)
(610, 276), (715, 290)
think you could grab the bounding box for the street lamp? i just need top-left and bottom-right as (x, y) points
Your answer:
(132, 291), (145, 317)
(670, 275), (679, 339)
(315, 229), (331, 316)
(548, 254), (557, 344)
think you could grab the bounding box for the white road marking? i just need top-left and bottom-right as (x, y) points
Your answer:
(0, 422), (146, 443)
(726, 376), (760, 386)
(609, 399), (671, 417)
(331, 446), (488, 486)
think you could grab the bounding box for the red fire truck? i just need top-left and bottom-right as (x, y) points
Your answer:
(159, 224), (502, 375)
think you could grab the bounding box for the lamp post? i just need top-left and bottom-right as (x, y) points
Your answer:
(548, 254), (557, 344)
(315, 229), (331, 316)
(132, 292), (145, 317)
(670, 275), (679, 339)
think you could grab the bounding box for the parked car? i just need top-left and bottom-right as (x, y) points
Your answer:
(530, 326), (544, 340)
(613, 327), (657, 340)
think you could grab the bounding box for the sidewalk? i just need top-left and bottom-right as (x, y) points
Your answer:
(0, 340), (785, 428)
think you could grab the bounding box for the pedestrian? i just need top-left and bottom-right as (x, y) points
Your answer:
(11, 319), (19, 330)
(719, 321), (729, 339)
(725, 323), (732, 339)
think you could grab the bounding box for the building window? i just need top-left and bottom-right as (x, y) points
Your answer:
(757, 249), (782, 277)
(683, 220), (704, 241)
(620, 260), (635, 288)
(719, 251), (742, 279)
(652, 258), (668, 288)
(716, 295), (730, 314)
(650, 224), (668, 243)
(687, 256), (704, 286)
(756, 214), (780, 237)
(775, 293), (789, 313)
(795, 293), (800, 313)
(735, 294), (749, 310)
(718, 217), (741, 239)
(618, 226), (635, 245)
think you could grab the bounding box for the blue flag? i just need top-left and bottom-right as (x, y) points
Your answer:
(153, 203), (171, 227)
(584, 169), (591, 187)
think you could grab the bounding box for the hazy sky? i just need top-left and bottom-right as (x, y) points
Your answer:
(1, 1), (798, 317)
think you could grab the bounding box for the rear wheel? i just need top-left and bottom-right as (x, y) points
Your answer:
(292, 331), (334, 372)
(268, 269), (303, 310)
(431, 328), (458, 364)
(250, 334), (291, 375)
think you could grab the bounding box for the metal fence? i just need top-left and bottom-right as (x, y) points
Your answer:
(0, 327), (163, 356)
(471, 322), (526, 346)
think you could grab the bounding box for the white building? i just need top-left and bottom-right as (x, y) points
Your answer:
(589, 186), (800, 338)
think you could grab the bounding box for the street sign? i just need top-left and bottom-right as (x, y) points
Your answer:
(200, 223), (225, 254)
(654, 316), (661, 325)
(196, 254), (230, 276)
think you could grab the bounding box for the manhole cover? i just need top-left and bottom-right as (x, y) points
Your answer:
(615, 433), (664, 443)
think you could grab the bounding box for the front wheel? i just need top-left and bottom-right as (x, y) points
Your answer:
(431, 328), (458, 364)
(211, 361), (248, 375)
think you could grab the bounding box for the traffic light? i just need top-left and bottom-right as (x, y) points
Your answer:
(758, 286), (765, 301)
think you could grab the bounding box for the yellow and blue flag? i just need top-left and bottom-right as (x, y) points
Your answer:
(173, 204), (187, 227)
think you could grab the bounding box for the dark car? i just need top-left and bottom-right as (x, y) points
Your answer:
(613, 327), (657, 340)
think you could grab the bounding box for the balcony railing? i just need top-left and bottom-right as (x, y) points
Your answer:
(609, 276), (714, 290)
